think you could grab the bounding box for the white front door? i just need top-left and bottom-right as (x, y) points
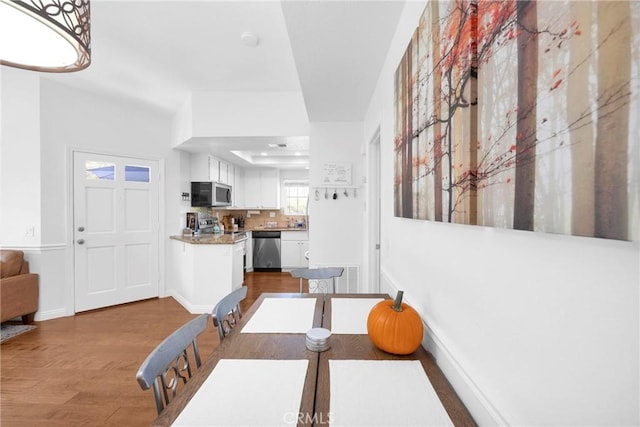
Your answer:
(73, 152), (159, 312)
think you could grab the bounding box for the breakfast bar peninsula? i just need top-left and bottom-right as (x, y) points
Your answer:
(169, 232), (247, 313)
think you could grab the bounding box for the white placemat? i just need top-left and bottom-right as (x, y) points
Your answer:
(241, 298), (317, 333)
(329, 360), (454, 427)
(172, 359), (309, 427)
(330, 298), (384, 334)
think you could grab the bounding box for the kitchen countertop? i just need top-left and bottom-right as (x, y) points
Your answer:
(247, 227), (308, 232)
(209, 227), (307, 232)
(170, 233), (248, 245)
(170, 227), (307, 245)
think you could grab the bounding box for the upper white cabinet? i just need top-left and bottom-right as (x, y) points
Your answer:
(190, 153), (212, 182)
(210, 156), (233, 184)
(243, 168), (280, 209)
(261, 168), (279, 208)
(190, 153), (234, 186)
(216, 159), (233, 185)
(233, 167), (244, 207)
(243, 169), (260, 207)
(191, 155), (277, 209)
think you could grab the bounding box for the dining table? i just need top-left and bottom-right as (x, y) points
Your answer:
(152, 293), (476, 427)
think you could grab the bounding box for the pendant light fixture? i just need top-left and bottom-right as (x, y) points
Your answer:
(0, 0), (91, 72)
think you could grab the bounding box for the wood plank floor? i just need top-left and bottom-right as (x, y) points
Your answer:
(0, 272), (299, 427)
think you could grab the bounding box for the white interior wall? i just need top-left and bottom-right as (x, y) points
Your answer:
(190, 91), (309, 138)
(171, 94), (193, 148)
(0, 68), (41, 247)
(39, 79), (177, 243)
(363, 2), (640, 425)
(1, 73), (178, 320)
(308, 122), (364, 268)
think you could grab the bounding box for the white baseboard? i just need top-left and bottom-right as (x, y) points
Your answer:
(380, 268), (507, 426)
(35, 308), (69, 321)
(1, 244), (67, 251)
(164, 290), (212, 314)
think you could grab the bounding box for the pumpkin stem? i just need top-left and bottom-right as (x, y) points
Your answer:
(392, 291), (404, 312)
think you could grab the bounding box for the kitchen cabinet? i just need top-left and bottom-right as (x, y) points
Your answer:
(243, 168), (280, 209)
(243, 169), (260, 207)
(233, 167), (244, 207)
(281, 231), (309, 270)
(210, 156), (233, 184)
(215, 158), (233, 185)
(190, 153), (213, 182)
(169, 238), (246, 313)
(190, 154), (234, 185)
(231, 239), (245, 290)
(245, 231), (253, 271)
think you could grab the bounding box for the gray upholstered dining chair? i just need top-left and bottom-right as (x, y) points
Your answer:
(136, 313), (208, 415)
(290, 267), (344, 294)
(211, 286), (248, 341)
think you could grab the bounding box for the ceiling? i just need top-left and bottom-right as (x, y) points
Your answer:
(42, 0), (405, 169)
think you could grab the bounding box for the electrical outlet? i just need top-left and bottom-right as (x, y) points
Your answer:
(269, 212), (276, 218)
(24, 226), (35, 237)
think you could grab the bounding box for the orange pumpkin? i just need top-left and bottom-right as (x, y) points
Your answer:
(367, 291), (423, 355)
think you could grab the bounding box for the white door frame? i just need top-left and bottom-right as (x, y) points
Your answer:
(367, 127), (382, 293)
(67, 148), (164, 314)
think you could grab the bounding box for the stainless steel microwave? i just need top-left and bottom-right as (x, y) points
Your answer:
(191, 182), (232, 207)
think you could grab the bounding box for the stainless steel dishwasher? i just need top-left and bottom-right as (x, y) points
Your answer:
(252, 230), (281, 271)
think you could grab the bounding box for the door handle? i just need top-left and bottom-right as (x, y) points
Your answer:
(77, 239), (85, 245)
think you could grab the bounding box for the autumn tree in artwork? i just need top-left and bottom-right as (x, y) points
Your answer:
(569, 1), (594, 237)
(394, 35), (415, 218)
(394, 0), (636, 239)
(475, 0), (633, 236)
(594, 1), (631, 240)
(431, 0), (443, 222)
(513, 0), (537, 231)
(394, 0), (479, 222)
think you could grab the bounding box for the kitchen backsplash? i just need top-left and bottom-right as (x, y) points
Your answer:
(191, 207), (306, 230)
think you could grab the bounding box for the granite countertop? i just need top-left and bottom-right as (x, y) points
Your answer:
(170, 227), (307, 245)
(246, 227), (308, 232)
(170, 233), (248, 245)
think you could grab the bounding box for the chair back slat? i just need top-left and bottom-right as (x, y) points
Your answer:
(136, 313), (208, 414)
(212, 286), (248, 340)
(290, 267), (344, 293)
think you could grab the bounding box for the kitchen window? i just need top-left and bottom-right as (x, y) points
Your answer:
(284, 181), (309, 215)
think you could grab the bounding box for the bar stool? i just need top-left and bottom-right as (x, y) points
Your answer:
(290, 267), (344, 294)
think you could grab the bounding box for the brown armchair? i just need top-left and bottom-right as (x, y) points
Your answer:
(1, 250), (39, 324)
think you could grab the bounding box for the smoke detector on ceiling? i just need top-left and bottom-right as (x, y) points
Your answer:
(240, 32), (259, 47)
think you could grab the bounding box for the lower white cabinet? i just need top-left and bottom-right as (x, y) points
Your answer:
(281, 231), (309, 270)
(170, 239), (246, 313)
(232, 240), (245, 290)
(245, 231), (253, 271)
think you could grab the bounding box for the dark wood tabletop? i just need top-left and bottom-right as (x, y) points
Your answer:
(152, 292), (476, 427)
(317, 294), (477, 427)
(152, 293), (323, 426)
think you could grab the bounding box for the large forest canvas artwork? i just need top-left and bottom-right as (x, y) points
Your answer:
(393, 0), (639, 241)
